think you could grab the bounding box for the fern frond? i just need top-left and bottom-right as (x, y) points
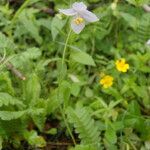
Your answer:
(0, 32), (16, 54)
(0, 92), (24, 107)
(0, 110), (26, 120)
(66, 105), (101, 149)
(0, 108), (44, 121)
(136, 14), (150, 44)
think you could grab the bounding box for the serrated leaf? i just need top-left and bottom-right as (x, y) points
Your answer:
(66, 104), (100, 149)
(0, 32), (16, 53)
(105, 127), (117, 144)
(0, 72), (14, 95)
(0, 110), (26, 120)
(0, 92), (24, 107)
(24, 73), (41, 106)
(21, 47), (41, 60)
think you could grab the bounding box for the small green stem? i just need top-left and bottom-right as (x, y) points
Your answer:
(61, 28), (72, 70)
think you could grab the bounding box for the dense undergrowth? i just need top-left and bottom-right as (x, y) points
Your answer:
(0, 0), (150, 150)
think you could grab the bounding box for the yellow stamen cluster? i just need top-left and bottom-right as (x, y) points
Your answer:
(74, 17), (84, 25)
(115, 58), (129, 73)
(100, 75), (114, 89)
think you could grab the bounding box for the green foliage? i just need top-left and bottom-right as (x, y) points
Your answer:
(18, 8), (42, 44)
(0, 92), (24, 107)
(51, 16), (67, 40)
(23, 130), (46, 148)
(70, 144), (98, 150)
(70, 50), (96, 66)
(0, 0), (149, 149)
(126, 0), (149, 6)
(67, 103), (100, 149)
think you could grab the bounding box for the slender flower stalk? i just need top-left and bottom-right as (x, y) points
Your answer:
(61, 28), (72, 69)
(58, 2), (99, 145)
(58, 28), (76, 145)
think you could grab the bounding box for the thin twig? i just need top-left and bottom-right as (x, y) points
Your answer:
(0, 56), (26, 80)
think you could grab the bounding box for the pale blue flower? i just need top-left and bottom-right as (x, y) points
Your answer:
(59, 2), (99, 34)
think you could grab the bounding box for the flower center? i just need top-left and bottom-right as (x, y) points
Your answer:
(74, 17), (84, 25)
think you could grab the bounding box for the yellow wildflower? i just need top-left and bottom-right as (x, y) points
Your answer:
(115, 58), (129, 73)
(74, 17), (84, 25)
(100, 75), (114, 88)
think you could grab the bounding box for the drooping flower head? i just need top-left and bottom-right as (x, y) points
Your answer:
(100, 75), (114, 89)
(115, 58), (129, 73)
(59, 2), (99, 34)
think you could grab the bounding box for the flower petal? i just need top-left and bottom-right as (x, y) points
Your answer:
(71, 19), (85, 34)
(146, 39), (150, 45)
(59, 8), (77, 16)
(80, 10), (99, 22)
(72, 2), (87, 11)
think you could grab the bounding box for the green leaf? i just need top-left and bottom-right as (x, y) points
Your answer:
(58, 81), (71, 108)
(125, 0), (149, 6)
(23, 73), (41, 106)
(0, 32), (16, 53)
(70, 50), (96, 66)
(45, 128), (57, 135)
(32, 113), (46, 131)
(51, 16), (67, 40)
(46, 90), (61, 115)
(10, 47), (41, 68)
(70, 83), (81, 97)
(23, 130), (46, 148)
(0, 72), (14, 95)
(121, 12), (138, 29)
(18, 9), (42, 44)
(21, 47), (41, 60)
(0, 110), (26, 120)
(66, 104), (100, 149)
(38, 18), (52, 31)
(105, 126), (117, 144)
(0, 92), (24, 107)
(128, 101), (141, 116)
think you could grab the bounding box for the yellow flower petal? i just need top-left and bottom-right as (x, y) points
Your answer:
(115, 58), (129, 73)
(100, 75), (114, 88)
